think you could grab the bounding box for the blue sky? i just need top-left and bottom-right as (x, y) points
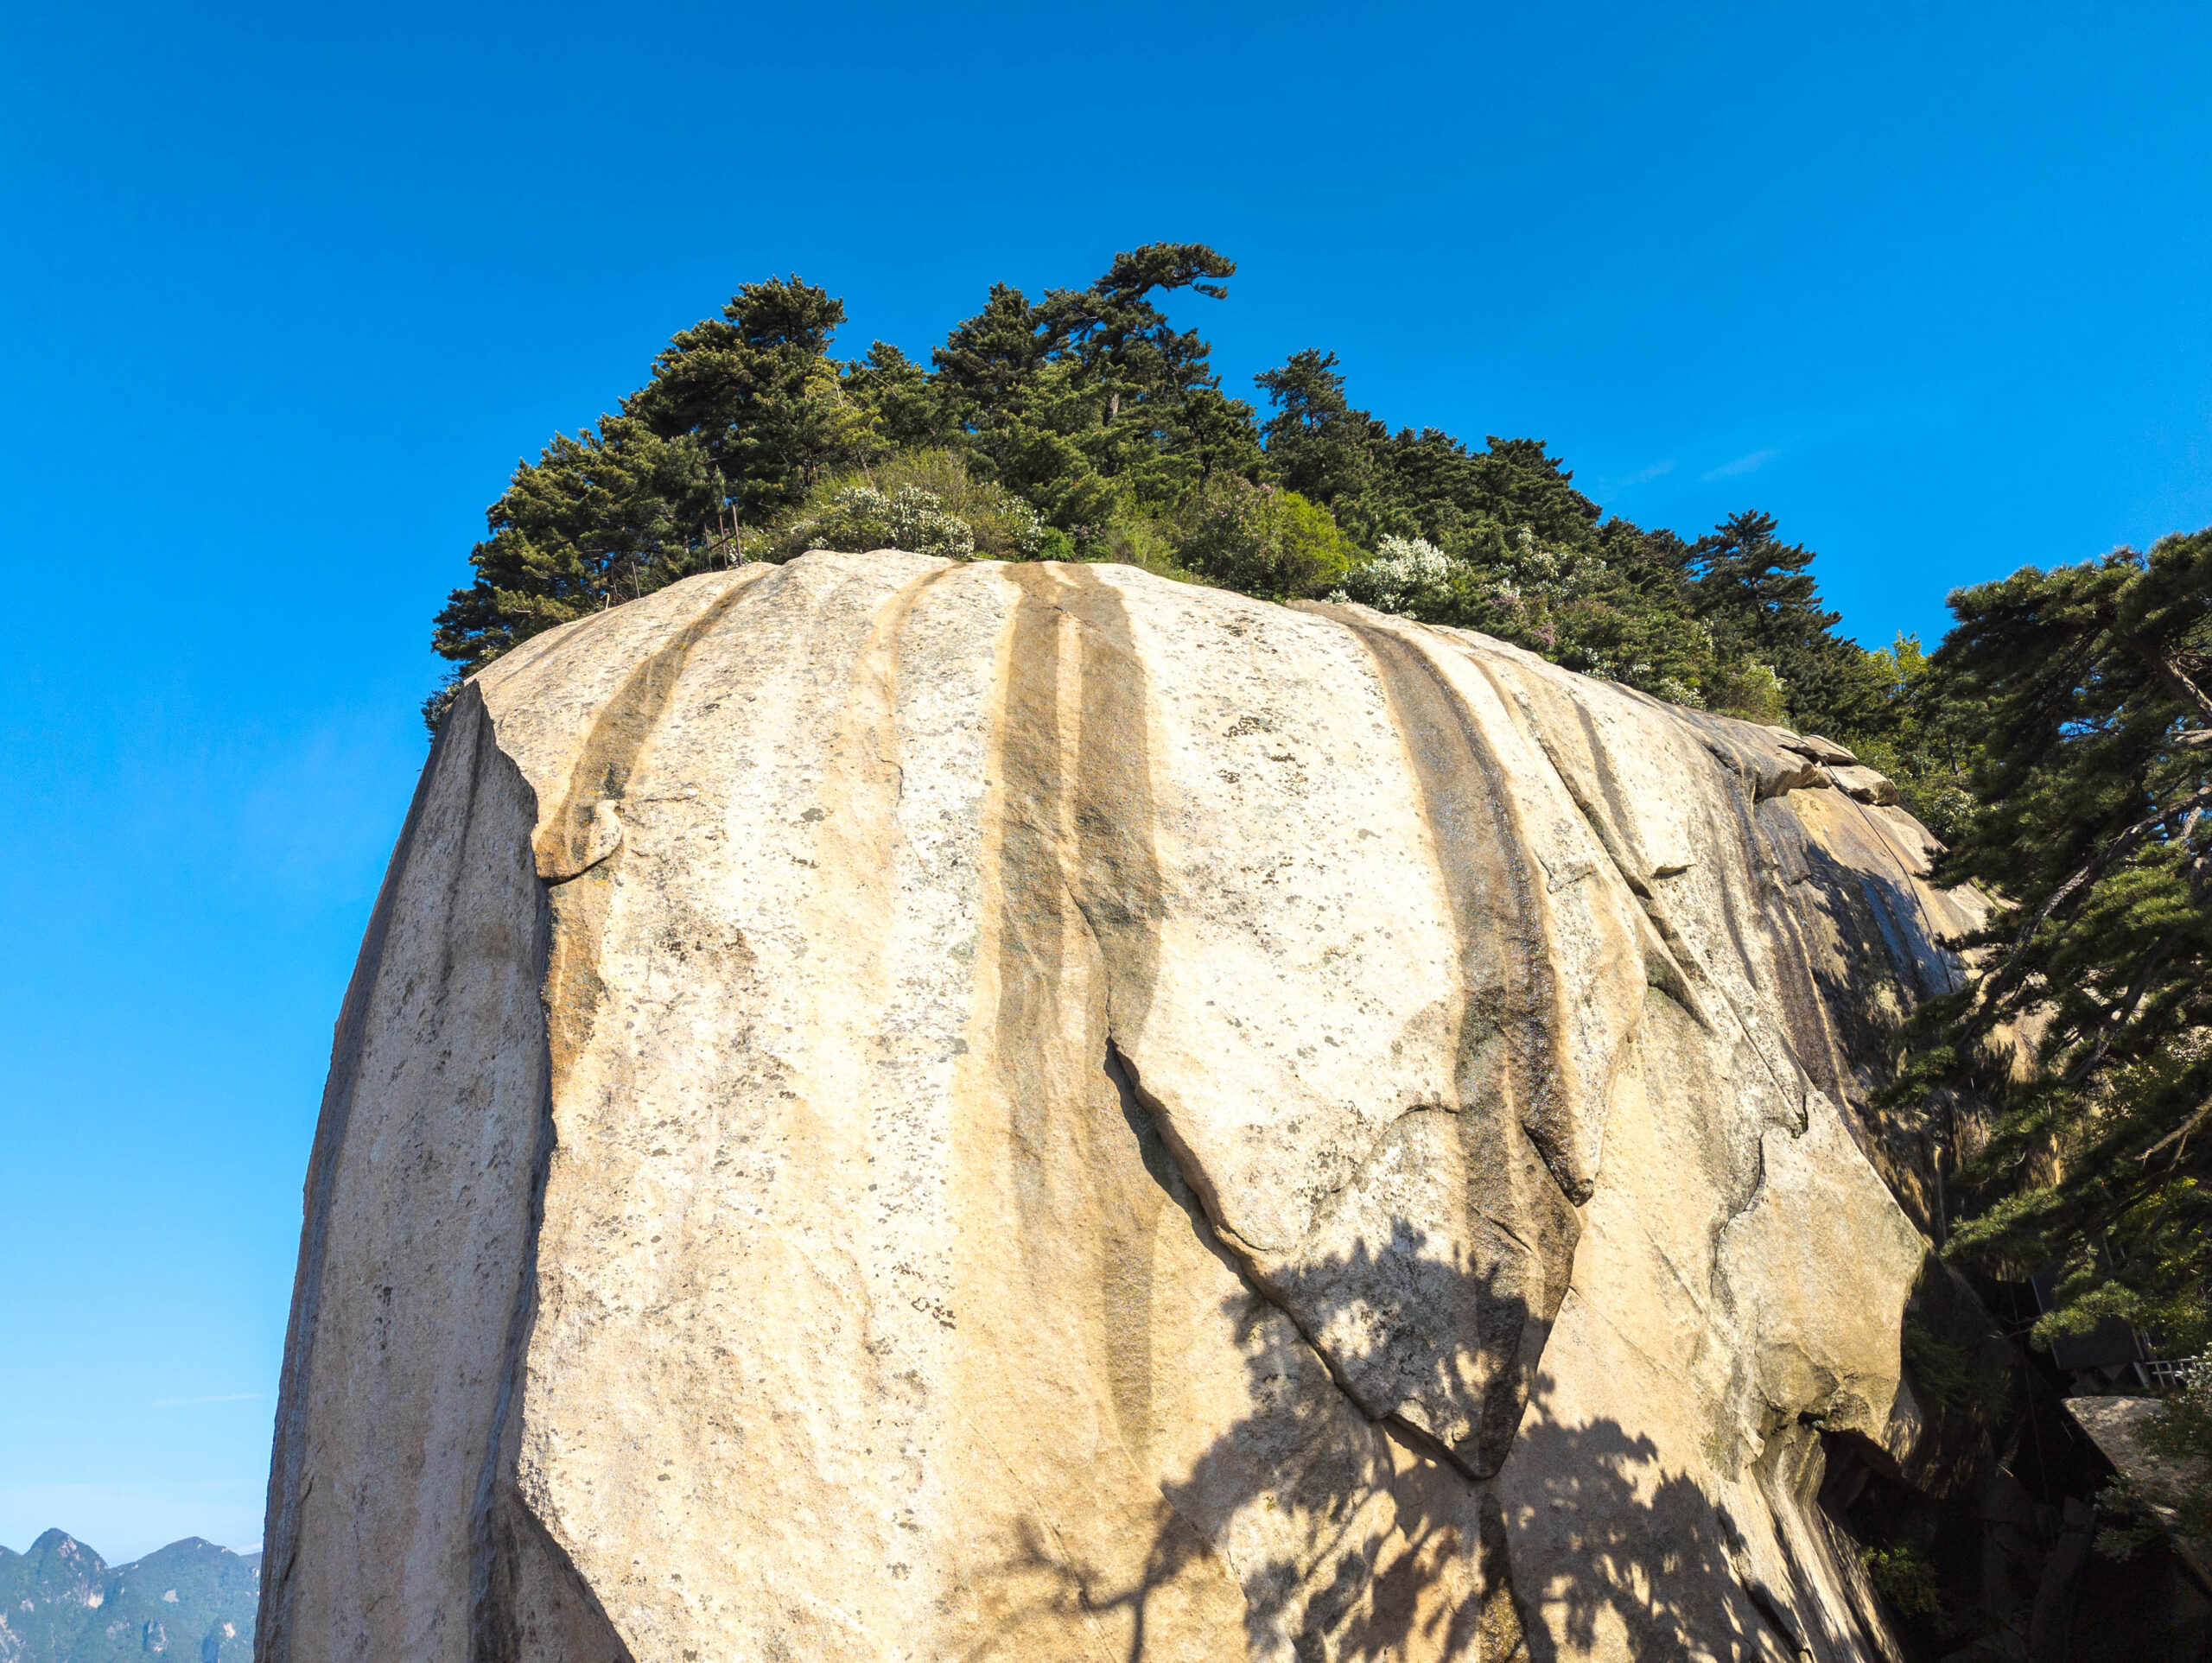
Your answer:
(3, 0), (2208, 1561)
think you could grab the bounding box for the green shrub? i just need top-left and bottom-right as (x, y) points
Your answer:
(1900, 1317), (2010, 1424)
(1172, 478), (1354, 598)
(2142, 1357), (2212, 1539)
(1859, 1541), (1940, 1618)
(1702, 658), (1789, 726)
(1078, 505), (1192, 581)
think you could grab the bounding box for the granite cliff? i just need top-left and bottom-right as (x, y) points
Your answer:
(261, 552), (2005, 1661)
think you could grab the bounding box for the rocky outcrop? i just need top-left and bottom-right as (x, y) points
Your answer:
(2067, 1398), (2212, 1581)
(262, 553), (1992, 1662)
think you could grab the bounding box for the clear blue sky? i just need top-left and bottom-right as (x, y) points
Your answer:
(3, 0), (2207, 1561)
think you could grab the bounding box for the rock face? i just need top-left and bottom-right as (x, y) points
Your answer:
(262, 553), (1986, 1663)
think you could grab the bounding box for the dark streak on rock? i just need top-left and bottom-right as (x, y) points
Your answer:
(990, 563), (1170, 1457)
(1317, 612), (1585, 1477)
(1339, 619), (1582, 1201)
(1052, 564), (1167, 1041)
(537, 574), (767, 1095)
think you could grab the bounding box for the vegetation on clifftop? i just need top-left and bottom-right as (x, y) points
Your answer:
(428, 244), (2212, 1402)
(426, 244), (1923, 787)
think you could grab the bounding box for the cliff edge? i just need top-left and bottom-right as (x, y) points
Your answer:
(261, 552), (1988, 1662)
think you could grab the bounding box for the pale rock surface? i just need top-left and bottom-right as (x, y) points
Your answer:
(263, 553), (1987, 1663)
(1779, 733), (1859, 767)
(1827, 765), (1904, 808)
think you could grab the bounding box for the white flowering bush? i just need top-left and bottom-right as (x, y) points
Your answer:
(1326, 521), (1726, 710)
(791, 485), (977, 561)
(996, 493), (1049, 557)
(1338, 529), (1609, 638)
(1338, 534), (1456, 613)
(1577, 654), (1703, 708)
(773, 451), (1052, 562)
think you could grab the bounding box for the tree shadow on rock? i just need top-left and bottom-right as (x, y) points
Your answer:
(1503, 1397), (1843, 1663)
(989, 1053), (1864, 1661)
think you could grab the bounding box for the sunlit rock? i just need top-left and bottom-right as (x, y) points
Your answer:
(261, 553), (1989, 1662)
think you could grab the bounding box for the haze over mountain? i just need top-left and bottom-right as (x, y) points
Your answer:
(0, 1530), (257, 1662)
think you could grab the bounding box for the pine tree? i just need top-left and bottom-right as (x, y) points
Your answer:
(843, 342), (957, 453)
(1254, 349), (1380, 510)
(1454, 436), (1604, 548)
(427, 417), (720, 701)
(931, 282), (1050, 438)
(1040, 242), (1235, 437)
(625, 274), (867, 517)
(1902, 531), (2212, 1355)
(936, 243), (1262, 523)
(1683, 510), (1887, 736)
(1685, 510), (1828, 658)
(429, 275), (868, 697)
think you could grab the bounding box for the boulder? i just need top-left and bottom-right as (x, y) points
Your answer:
(261, 554), (1992, 1662)
(1828, 765), (1904, 808)
(1779, 733), (1860, 767)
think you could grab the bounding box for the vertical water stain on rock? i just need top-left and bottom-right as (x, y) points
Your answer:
(1330, 613), (1583, 1478)
(987, 562), (1083, 1247)
(1052, 563), (1167, 1041)
(264, 555), (2010, 1663)
(988, 562), (1169, 1457)
(534, 575), (764, 1093)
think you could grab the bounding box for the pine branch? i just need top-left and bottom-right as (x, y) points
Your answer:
(2139, 1100), (2212, 1166)
(1988, 783), (2212, 999)
(2055, 927), (2187, 1089)
(2112, 624), (2212, 731)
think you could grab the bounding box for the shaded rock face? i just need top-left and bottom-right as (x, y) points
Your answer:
(262, 554), (1985, 1663)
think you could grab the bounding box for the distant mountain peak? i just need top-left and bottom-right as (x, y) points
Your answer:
(0, 1529), (256, 1660)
